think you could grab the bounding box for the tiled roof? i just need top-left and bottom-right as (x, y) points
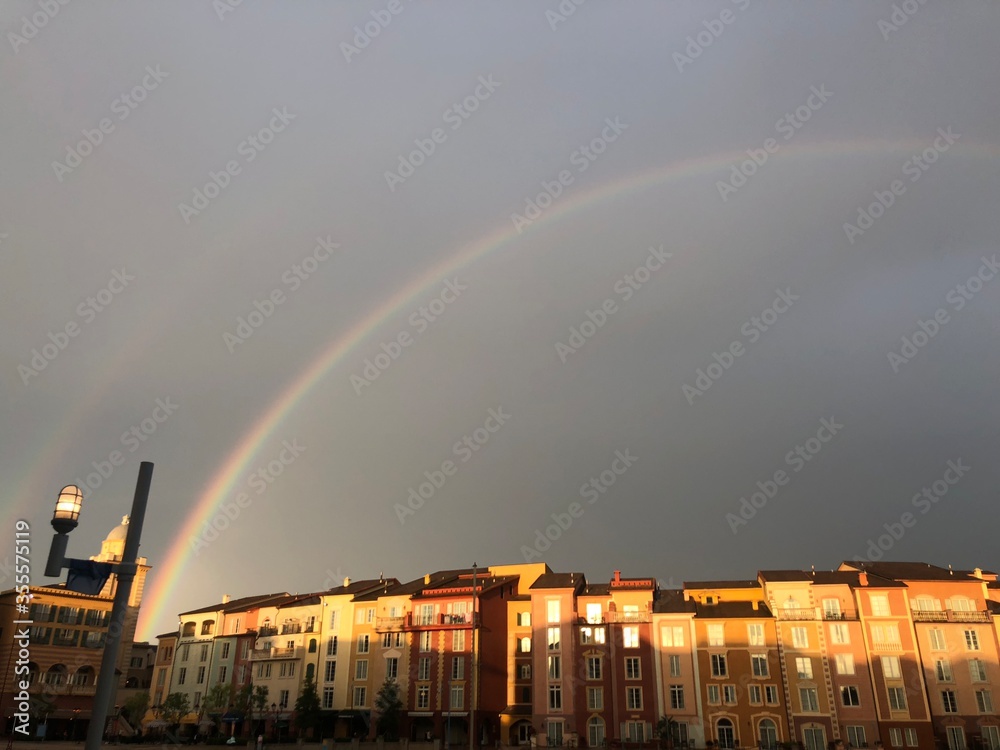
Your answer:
(530, 573), (587, 590)
(694, 600), (772, 618)
(180, 592), (291, 616)
(684, 579), (760, 589)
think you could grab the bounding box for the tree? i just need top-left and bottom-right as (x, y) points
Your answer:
(161, 692), (191, 734)
(203, 684), (235, 736)
(252, 685), (270, 735)
(234, 683), (254, 732)
(294, 676), (321, 739)
(655, 716), (678, 750)
(373, 679), (403, 740)
(123, 692), (150, 726)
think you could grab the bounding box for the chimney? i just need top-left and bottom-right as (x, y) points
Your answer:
(613, 570), (621, 584)
(752, 600), (759, 611)
(343, 577), (351, 588)
(424, 573), (431, 585)
(974, 567), (983, 579)
(858, 572), (868, 587)
(221, 594), (230, 604)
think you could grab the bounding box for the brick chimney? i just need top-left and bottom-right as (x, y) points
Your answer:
(221, 594), (230, 604)
(858, 572), (868, 587)
(613, 570), (621, 584)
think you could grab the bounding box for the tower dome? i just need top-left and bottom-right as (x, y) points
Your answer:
(95, 515), (129, 561)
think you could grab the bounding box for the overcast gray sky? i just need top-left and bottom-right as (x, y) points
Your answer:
(3, 1), (999, 640)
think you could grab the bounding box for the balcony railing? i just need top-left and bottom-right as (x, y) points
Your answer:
(604, 611), (651, 624)
(912, 609), (991, 623)
(871, 641), (903, 652)
(376, 616), (407, 632)
(777, 608), (816, 621)
(257, 626), (278, 636)
(280, 624), (302, 635)
(822, 610), (858, 621)
(401, 613), (478, 630)
(248, 646), (302, 660)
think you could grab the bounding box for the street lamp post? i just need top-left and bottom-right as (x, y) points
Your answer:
(271, 703), (280, 745)
(43, 462), (154, 750)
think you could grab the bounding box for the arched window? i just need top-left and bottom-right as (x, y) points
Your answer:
(587, 717), (605, 748)
(716, 718), (735, 750)
(949, 597), (973, 612)
(758, 719), (777, 750)
(46, 664), (67, 686)
(913, 596), (939, 612)
(72, 667), (94, 687)
(201, 620), (214, 635)
(517, 637), (531, 653)
(27, 662), (39, 685)
(306, 664), (315, 680)
(308, 639), (317, 653)
(182, 622), (196, 637)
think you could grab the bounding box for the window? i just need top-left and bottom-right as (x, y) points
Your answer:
(625, 657), (640, 679)
(711, 653), (728, 677)
(193, 691), (201, 709)
(587, 687), (603, 710)
(449, 684), (464, 710)
(324, 660), (336, 682)
(517, 636), (531, 653)
(353, 686), (366, 707)
(669, 654), (681, 677)
(218, 666), (228, 684)
(765, 685), (779, 705)
(623, 627), (639, 648)
(929, 628), (946, 650)
(870, 594), (890, 616)
(829, 623), (849, 644)
(452, 630), (466, 651)
(936, 659), (953, 681)
(279, 689), (289, 708)
(201, 620), (214, 635)
(197, 666), (206, 684)
(200, 644), (209, 661)
(835, 654), (855, 675)
(307, 663), (315, 681)
(588, 718), (605, 749)
(971, 659), (988, 682)
(520, 687), (531, 703)
(357, 635), (370, 654)
(221, 642), (231, 659)
(418, 605), (434, 626)
(547, 627), (560, 651)
(715, 720), (733, 750)
(707, 685), (720, 704)
(872, 623), (901, 647)
(799, 687), (819, 712)
(355, 660), (368, 680)
(179, 644), (190, 661)
(841, 686), (860, 706)
(416, 685), (429, 709)
(381, 633), (392, 649)
(322, 687), (334, 709)
(748, 685), (762, 704)
(822, 598), (842, 618)
(747, 623), (764, 646)
(759, 719), (778, 750)
(752, 654), (768, 677)
(548, 721), (565, 747)
(625, 721), (645, 744)
(586, 603), (602, 624)
(419, 632), (432, 652)
(669, 685), (684, 710)
(519, 664), (531, 680)
(517, 611), (531, 627)
(803, 728), (826, 750)
(417, 658), (430, 680)
(279, 662), (295, 678)
(394, 632), (404, 648)
(548, 684), (562, 711)
(889, 729), (903, 748)
(977, 690), (994, 713)
(547, 600), (560, 623)
(662, 625), (684, 647)
(722, 685), (736, 704)
(888, 686), (907, 710)
(586, 656), (602, 680)
(913, 595), (939, 612)
(366, 608), (375, 623)
(983, 727), (1000, 750)
(791, 627), (808, 648)
(329, 610), (339, 629)
(846, 727), (866, 749)
(386, 657), (398, 680)
(452, 656), (466, 680)
(707, 624), (725, 646)
(965, 629), (981, 651)
(941, 690), (959, 713)
(947, 727), (966, 750)
(905, 729), (918, 747)
(882, 655), (901, 679)
(581, 626), (606, 644)
(626, 687), (643, 710)
(795, 657), (812, 679)
(327, 636), (338, 655)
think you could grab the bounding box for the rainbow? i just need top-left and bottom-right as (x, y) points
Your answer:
(137, 138), (997, 638)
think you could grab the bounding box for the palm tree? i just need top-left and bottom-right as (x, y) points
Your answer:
(655, 716), (678, 750)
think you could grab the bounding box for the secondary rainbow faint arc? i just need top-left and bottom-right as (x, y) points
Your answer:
(138, 138), (997, 637)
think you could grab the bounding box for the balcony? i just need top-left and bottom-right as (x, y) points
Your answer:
(822, 610), (858, 621)
(402, 612), (478, 630)
(248, 646), (302, 661)
(871, 641), (903, 652)
(257, 626), (278, 637)
(376, 616), (407, 632)
(777, 608), (816, 621)
(280, 624), (302, 635)
(604, 611), (651, 624)
(912, 609), (991, 623)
